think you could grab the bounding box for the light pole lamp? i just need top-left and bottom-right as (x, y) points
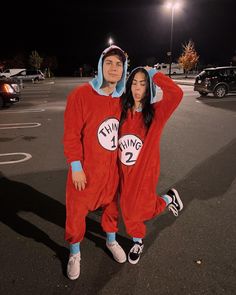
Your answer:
(108, 37), (113, 47)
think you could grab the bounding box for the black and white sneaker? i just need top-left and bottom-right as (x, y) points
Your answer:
(167, 188), (183, 217)
(128, 242), (144, 264)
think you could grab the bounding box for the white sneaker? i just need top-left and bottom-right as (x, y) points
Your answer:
(106, 241), (127, 263)
(67, 252), (81, 280)
(128, 242), (144, 264)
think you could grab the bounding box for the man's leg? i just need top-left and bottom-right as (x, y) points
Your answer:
(66, 199), (88, 280)
(101, 197), (127, 263)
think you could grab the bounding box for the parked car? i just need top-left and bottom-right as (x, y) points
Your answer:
(0, 68), (26, 78)
(0, 78), (21, 108)
(11, 69), (45, 82)
(154, 63), (184, 75)
(194, 66), (236, 98)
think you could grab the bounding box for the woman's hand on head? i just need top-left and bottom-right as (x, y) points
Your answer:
(144, 66), (153, 71)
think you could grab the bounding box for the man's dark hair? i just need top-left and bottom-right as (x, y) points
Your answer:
(103, 49), (126, 63)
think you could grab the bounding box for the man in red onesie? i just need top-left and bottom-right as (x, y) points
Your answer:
(63, 45), (128, 280)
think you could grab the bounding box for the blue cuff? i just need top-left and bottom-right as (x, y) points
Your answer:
(71, 161), (82, 172)
(70, 242), (80, 254)
(106, 232), (116, 243)
(148, 68), (158, 80)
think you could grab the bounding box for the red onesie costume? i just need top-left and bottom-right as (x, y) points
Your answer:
(63, 46), (128, 244)
(118, 72), (183, 238)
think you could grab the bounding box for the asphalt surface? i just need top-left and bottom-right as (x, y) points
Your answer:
(0, 77), (236, 295)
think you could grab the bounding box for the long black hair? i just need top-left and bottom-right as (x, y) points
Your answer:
(120, 67), (154, 130)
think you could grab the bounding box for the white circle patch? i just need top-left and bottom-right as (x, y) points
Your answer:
(97, 118), (119, 151)
(118, 134), (143, 166)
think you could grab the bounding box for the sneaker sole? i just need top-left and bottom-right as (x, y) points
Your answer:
(114, 257), (127, 263)
(128, 256), (140, 264)
(67, 272), (80, 280)
(171, 188), (183, 211)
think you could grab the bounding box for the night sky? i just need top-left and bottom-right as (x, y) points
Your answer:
(1, 0), (235, 74)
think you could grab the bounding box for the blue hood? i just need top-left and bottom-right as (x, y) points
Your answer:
(90, 45), (128, 97)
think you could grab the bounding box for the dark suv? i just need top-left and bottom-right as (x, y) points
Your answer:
(194, 66), (236, 98)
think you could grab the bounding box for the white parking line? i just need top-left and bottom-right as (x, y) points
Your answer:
(22, 94), (49, 97)
(0, 109), (45, 113)
(0, 153), (32, 165)
(0, 123), (41, 130)
(196, 97), (236, 103)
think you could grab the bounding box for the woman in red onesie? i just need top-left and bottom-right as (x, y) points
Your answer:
(118, 66), (184, 264)
(63, 45), (128, 280)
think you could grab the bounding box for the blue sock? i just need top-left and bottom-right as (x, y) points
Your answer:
(161, 194), (172, 206)
(133, 237), (143, 244)
(106, 232), (116, 243)
(70, 242), (80, 255)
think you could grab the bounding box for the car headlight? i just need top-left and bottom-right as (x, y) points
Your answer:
(11, 83), (20, 92)
(3, 83), (15, 93)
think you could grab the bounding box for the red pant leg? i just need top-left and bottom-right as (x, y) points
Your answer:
(123, 194), (166, 239)
(125, 220), (146, 239)
(101, 195), (119, 233)
(65, 184), (89, 244)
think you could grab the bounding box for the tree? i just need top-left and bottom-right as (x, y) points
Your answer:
(123, 51), (130, 70)
(178, 40), (199, 77)
(8, 54), (26, 68)
(41, 56), (58, 77)
(29, 50), (43, 70)
(0, 53), (26, 70)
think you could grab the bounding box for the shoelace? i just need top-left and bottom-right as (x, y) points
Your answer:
(69, 254), (80, 264)
(109, 241), (119, 248)
(168, 204), (179, 217)
(131, 244), (143, 254)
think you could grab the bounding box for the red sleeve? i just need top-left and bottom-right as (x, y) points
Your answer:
(63, 87), (84, 164)
(153, 72), (183, 126)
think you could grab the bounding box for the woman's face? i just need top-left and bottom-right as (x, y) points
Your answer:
(131, 71), (147, 103)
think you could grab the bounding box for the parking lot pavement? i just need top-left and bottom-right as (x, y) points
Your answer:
(172, 75), (196, 86)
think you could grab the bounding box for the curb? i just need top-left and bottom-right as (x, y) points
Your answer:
(173, 80), (194, 86)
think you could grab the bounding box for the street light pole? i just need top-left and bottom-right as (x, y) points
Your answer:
(165, 2), (181, 77)
(168, 6), (175, 77)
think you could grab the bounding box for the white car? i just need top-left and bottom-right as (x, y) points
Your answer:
(0, 68), (26, 78)
(154, 63), (184, 75)
(11, 69), (45, 82)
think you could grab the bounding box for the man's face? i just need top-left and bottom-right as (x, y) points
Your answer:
(103, 55), (124, 84)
